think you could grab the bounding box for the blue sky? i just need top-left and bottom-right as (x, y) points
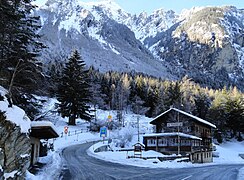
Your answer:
(115, 0), (244, 14)
(34, 0), (244, 14)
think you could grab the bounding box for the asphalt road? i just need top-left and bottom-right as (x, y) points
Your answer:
(60, 142), (243, 180)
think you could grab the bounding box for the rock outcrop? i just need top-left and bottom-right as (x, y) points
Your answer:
(0, 111), (30, 180)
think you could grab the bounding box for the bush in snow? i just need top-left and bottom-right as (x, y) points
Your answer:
(111, 126), (136, 148)
(89, 118), (108, 132)
(89, 118), (121, 132)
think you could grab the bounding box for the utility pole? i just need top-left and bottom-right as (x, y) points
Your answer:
(137, 115), (140, 142)
(177, 110), (180, 155)
(136, 96), (140, 142)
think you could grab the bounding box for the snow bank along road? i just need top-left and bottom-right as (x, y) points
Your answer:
(60, 142), (243, 180)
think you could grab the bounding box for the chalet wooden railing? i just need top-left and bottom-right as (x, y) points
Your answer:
(201, 132), (211, 138)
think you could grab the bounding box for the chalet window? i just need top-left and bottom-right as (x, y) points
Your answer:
(193, 140), (200, 146)
(147, 139), (156, 146)
(158, 138), (167, 146)
(186, 126), (191, 132)
(182, 140), (190, 146)
(158, 139), (162, 145)
(195, 126), (199, 132)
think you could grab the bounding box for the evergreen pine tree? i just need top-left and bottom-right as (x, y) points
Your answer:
(193, 90), (210, 119)
(165, 81), (183, 109)
(0, 0), (44, 109)
(56, 50), (92, 125)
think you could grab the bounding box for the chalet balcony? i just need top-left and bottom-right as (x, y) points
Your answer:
(192, 144), (214, 152)
(201, 132), (211, 138)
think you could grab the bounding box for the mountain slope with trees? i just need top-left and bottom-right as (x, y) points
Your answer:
(82, 68), (244, 142)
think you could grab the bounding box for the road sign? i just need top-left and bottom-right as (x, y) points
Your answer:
(100, 127), (107, 137)
(64, 126), (68, 134)
(167, 122), (183, 127)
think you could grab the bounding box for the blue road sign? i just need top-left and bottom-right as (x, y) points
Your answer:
(100, 127), (107, 137)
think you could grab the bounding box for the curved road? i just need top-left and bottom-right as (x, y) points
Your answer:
(60, 142), (243, 180)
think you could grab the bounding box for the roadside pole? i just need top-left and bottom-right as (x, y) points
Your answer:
(64, 126), (68, 140)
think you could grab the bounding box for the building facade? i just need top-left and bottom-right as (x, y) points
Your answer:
(143, 108), (216, 163)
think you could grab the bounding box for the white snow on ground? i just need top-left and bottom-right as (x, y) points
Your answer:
(26, 115), (101, 180)
(4, 170), (18, 179)
(238, 167), (244, 179)
(27, 114), (244, 179)
(0, 87), (30, 133)
(24, 97), (244, 179)
(87, 140), (244, 169)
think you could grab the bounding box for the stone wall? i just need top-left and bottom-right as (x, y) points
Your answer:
(0, 111), (31, 180)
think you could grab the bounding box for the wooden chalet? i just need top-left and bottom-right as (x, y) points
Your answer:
(143, 107), (216, 163)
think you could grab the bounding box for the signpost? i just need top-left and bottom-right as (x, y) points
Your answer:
(167, 122), (183, 127)
(100, 126), (107, 143)
(107, 115), (112, 138)
(64, 126), (68, 140)
(107, 115), (112, 121)
(64, 126), (68, 133)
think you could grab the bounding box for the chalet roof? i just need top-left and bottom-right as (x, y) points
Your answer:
(150, 107), (216, 128)
(143, 132), (202, 140)
(30, 121), (59, 139)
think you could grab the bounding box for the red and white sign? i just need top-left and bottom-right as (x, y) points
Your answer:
(64, 126), (68, 134)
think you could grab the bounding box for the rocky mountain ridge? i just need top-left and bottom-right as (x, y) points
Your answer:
(35, 0), (244, 90)
(36, 0), (174, 79)
(147, 6), (244, 88)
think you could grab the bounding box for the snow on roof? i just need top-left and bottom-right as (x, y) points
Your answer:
(151, 107), (216, 128)
(31, 121), (59, 135)
(0, 87), (31, 133)
(172, 108), (216, 128)
(143, 132), (202, 140)
(133, 142), (145, 147)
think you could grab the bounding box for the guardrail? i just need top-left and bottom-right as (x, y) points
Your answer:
(60, 129), (89, 137)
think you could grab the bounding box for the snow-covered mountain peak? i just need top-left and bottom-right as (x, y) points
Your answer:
(179, 6), (205, 21)
(78, 0), (129, 22)
(80, 0), (121, 10)
(125, 8), (178, 41)
(173, 6), (244, 47)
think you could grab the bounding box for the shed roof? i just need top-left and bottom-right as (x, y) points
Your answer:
(30, 121), (59, 139)
(133, 142), (145, 147)
(150, 107), (216, 128)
